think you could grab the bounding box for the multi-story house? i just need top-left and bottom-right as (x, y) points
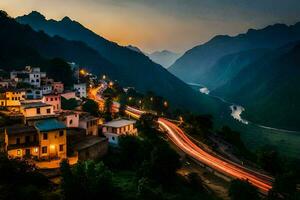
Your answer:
(102, 119), (137, 145)
(79, 113), (99, 136)
(5, 119), (67, 160)
(10, 66), (46, 88)
(0, 89), (26, 110)
(20, 102), (56, 124)
(25, 88), (43, 100)
(74, 83), (87, 98)
(60, 111), (79, 128)
(42, 93), (61, 112)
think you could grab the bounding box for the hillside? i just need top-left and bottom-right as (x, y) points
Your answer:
(0, 10), (210, 112)
(214, 42), (300, 130)
(169, 22), (300, 84)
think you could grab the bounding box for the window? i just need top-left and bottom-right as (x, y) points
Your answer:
(46, 98), (49, 101)
(46, 108), (51, 114)
(25, 136), (30, 143)
(55, 97), (57, 101)
(36, 108), (40, 114)
(112, 136), (115, 141)
(69, 119), (73, 125)
(42, 146), (47, 154)
(59, 144), (64, 152)
(59, 130), (64, 137)
(51, 98), (53, 101)
(43, 133), (48, 140)
(17, 149), (21, 156)
(16, 138), (20, 144)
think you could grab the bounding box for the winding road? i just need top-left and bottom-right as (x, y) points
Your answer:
(89, 86), (273, 193)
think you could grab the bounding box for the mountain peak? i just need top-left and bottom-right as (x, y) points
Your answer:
(27, 11), (46, 20)
(61, 16), (72, 22)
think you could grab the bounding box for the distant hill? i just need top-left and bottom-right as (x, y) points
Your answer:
(2, 10), (212, 112)
(147, 50), (182, 68)
(214, 42), (300, 130)
(169, 22), (300, 84)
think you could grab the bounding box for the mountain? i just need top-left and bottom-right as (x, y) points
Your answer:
(169, 22), (300, 85)
(148, 50), (182, 68)
(126, 45), (144, 54)
(0, 10), (213, 112)
(214, 42), (300, 130)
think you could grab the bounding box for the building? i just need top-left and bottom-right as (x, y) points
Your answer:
(25, 88), (43, 100)
(20, 102), (56, 124)
(102, 119), (137, 145)
(61, 91), (78, 100)
(34, 119), (67, 160)
(74, 83), (87, 98)
(5, 125), (39, 159)
(73, 136), (108, 161)
(10, 66), (46, 88)
(42, 85), (52, 95)
(0, 89), (26, 109)
(52, 82), (64, 93)
(42, 93), (61, 112)
(59, 111), (79, 128)
(79, 113), (99, 136)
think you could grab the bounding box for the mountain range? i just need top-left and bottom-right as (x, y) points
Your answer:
(0, 10), (216, 113)
(147, 50), (182, 68)
(169, 22), (300, 130)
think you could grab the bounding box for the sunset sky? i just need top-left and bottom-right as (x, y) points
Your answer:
(1, 0), (300, 53)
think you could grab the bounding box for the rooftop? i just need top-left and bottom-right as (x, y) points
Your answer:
(6, 125), (37, 136)
(103, 119), (136, 128)
(21, 102), (51, 109)
(34, 119), (66, 132)
(80, 113), (98, 121)
(74, 136), (107, 151)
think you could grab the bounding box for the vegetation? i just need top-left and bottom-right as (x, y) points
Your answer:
(82, 98), (100, 117)
(61, 97), (78, 110)
(228, 179), (260, 200)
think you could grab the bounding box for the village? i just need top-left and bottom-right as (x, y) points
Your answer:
(0, 65), (138, 169)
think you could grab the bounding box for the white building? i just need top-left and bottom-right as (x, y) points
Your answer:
(74, 83), (87, 98)
(26, 88), (43, 100)
(10, 66), (46, 88)
(102, 119), (137, 145)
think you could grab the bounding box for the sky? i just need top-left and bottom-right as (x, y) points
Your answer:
(1, 0), (300, 53)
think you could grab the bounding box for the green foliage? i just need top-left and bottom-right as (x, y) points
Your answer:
(229, 179), (260, 200)
(82, 99), (99, 116)
(0, 153), (52, 200)
(60, 159), (119, 200)
(104, 97), (113, 121)
(256, 145), (282, 175)
(217, 126), (255, 160)
(61, 97), (78, 110)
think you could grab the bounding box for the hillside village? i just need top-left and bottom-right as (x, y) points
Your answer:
(0, 65), (137, 168)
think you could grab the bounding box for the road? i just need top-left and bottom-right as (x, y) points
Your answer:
(88, 86), (273, 193)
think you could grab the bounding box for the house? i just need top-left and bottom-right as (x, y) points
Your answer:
(61, 90), (78, 100)
(102, 119), (137, 145)
(42, 93), (61, 112)
(10, 66), (46, 88)
(34, 119), (67, 160)
(52, 82), (64, 93)
(42, 85), (52, 95)
(25, 88), (43, 99)
(0, 89), (26, 109)
(73, 136), (108, 161)
(74, 83), (87, 98)
(59, 111), (79, 128)
(20, 102), (56, 124)
(79, 113), (99, 136)
(5, 125), (39, 159)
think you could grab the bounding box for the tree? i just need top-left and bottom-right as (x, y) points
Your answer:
(60, 159), (119, 200)
(229, 179), (260, 200)
(104, 97), (113, 121)
(82, 99), (99, 116)
(61, 97), (78, 110)
(256, 145), (282, 175)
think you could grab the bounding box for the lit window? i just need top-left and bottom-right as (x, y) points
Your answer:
(17, 149), (21, 156)
(42, 146), (47, 154)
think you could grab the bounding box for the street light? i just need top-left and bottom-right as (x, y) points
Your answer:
(128, 97), (132, 101)
(102, 75), (106, 80)
(163, 101), (168, 107)
(80, 69), (86, 75)
(109, 81), (114, 87)
(150, 97), (153, 101)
